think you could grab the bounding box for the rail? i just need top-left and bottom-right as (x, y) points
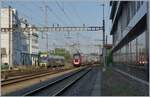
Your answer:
(23, 67), (91, 96)
(1, 68), (73, 86)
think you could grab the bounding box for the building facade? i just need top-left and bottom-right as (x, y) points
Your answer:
(19, 19), (39, 66)
(20, 18), (31, 65)
(110, 1), (149, 80)
(29, 25), (39, 66)
(1, 7), (39, 68)
(0, 7), (22, 68)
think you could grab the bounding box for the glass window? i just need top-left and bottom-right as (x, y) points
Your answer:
(127, 42), (132, 64)
(122, 46), (126, 64)
(131, 39), (137, 65)
(126, 5), (130, 25)
(136, 1), (140, 11)
(131, 1), (136, 19)
(137, 32), (147, 66)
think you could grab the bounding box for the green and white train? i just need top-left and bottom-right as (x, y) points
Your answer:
(39, 52), (65, 68)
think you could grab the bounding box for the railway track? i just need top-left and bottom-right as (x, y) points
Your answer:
(22, 67), (91, 96)
(1, 68), (72, 86)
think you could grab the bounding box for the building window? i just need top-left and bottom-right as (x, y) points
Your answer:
(136, 1), (141, 11)
(140, 1), (143, 5)
(137, 32), (147, 66)
(126, 4), (130, 26)
(131, 2), (136, 19)
(1, 48), (7, 57)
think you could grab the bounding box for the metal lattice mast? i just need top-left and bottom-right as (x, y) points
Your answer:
(102, 4), (106, 71)
(45, 5), (49, 51)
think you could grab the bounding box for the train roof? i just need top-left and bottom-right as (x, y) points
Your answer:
(49, 55), (65, 59)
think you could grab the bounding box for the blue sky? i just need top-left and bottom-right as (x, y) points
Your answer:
(1, 0), (112, 54)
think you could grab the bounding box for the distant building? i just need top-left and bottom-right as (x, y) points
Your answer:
(28, 24), (39, 66)
(104, 44), (112, 49)
(0, 7), (22, 68)
(20, 18), (31, 65)
(104, 44), (112, 55)
(20, 19), (39, 66)
(0, 7), (39, 68)
(110, 1), (149, 79)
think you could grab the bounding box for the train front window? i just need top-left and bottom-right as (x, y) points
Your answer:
(74, 55), (80, 59)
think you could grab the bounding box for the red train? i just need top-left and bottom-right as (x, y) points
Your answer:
(72, 52), (100, 67)
(72, 53), (82, 67)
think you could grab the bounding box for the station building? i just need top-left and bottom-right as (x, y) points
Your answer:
(109, 1), (149, 80)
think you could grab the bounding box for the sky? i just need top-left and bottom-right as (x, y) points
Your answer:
(1, 0), (112, 54)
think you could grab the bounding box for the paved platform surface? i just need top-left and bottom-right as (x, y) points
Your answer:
(101, 67), (149, 96)
(61, 65), (102, 96)
(91, 68), (101, 96)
